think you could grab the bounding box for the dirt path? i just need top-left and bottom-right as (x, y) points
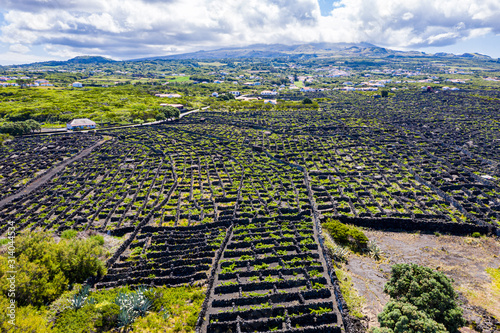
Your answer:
(0, 137), (109, 209)
(345, 230), (500, 330)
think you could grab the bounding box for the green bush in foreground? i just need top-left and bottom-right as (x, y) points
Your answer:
(0, 230), (106, 307)
(377, 264), (465, 333)
(372, 301), (448, 333)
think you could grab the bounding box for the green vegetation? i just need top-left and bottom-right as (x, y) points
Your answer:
(0, 85), (184, 125)
(61, 229), (78, 239)
(372, 301), (448, 333)
(0, 230), (106, 307)
(322, 218), (369, 251)
(372, 264), (465, 333)
(334, 264), (366, 319)
(0, 119), (41, 135)
(486, 267), (500, 292)
(0, 276), (204, 332)
(0, 133), (12, 145)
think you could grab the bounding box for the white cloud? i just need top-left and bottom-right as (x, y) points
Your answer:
(0, 0), (499, 61)
(9, 43), (31, 53)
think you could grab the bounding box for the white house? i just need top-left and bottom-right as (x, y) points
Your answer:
(67, 118), (96, 130)
(155, 93), (182, 98)
(260, 90), (278, 96)
(229, 91), (240, 96)
(72, 82), (83, 88)
(212, 92), (219, 97)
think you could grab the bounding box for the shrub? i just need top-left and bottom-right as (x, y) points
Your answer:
(373, 301), (448, 333)
(90, 234), (105, 246)
(0, 119), (41, 135)
(94, 302), (120, 330)
(58, 237), (106, 283)
(61, 229), (78, 240)
(0, 298), (52, 333)
(0, 230), (106, 307)
(322, 219), (368, 250)
(383, 264), (465, 332)
(54, 305), (99, 333)
(302, 98), (313, 104)
(471, 232), (481, 238)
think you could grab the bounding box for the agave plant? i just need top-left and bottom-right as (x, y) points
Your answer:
(367, 240), (383, 261)
(115, 286), (153, 328)
(68, 284), (96, 310)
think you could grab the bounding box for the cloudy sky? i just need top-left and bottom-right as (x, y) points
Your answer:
(1, 0), (499, 65)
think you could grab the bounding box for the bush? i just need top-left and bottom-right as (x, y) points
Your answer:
(58, 237), (106, 283)
(94, 302), (120, 330)
(302, 97), (313, 104)
(471, 232), (481, 238)
(0, 297), (52, 333)
(322, 219), (369, 250)
(90, 234), (105, 246)
(373, 301), (448, 333)
(0, 119), (41, 135)
(61, 229), (78, 240)
(0, 230), (106, 307)
(54, 305), (99, 333)
(383, 264), (465, 332)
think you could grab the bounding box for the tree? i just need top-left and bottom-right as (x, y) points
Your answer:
(302, 98), (313, 105)
(0, 120), (41, 136)
(373, 302), (448, 333)
(382, 264), (465, 332)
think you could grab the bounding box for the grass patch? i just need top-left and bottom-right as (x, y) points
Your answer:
(61, 229), (78, 239)
(133, 285), (205, 332)
(168, 76), (190, 83)
(334, 263), (366, 318)
(487, 267), (500, 291)
(294, 81), (304, 88)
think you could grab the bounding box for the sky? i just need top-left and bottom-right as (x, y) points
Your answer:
(0, 0), (499, 65)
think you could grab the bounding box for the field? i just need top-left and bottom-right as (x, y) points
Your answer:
(0, 88), (499, 332)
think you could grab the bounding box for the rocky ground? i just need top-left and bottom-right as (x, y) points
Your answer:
(344, 229), (500, 332)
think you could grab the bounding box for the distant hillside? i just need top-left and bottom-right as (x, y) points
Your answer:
(6, 44), (494, 67)
(130, 43), (433, 61)
(14, 56), (116, 67)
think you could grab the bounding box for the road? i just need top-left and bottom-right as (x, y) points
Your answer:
(38, 106), (210, 135)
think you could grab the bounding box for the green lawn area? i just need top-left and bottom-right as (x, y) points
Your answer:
(168, 76), (190, 83)
(294, 81), (304, 88)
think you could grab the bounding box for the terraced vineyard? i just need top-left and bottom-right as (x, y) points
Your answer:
(1, 89), (499, 332)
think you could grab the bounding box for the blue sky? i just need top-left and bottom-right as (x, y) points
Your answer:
(0, 0), (499, 65)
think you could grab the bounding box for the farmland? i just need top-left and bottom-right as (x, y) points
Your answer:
(0, 56), (499, 332)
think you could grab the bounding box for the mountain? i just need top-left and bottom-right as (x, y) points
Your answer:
(129, 42), (416, 61)
(13, 56), (116, 67)
(459, 53), (492, 60)
(7, 44), (494, 67)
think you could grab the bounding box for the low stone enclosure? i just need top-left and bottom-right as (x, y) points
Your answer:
(1, 90), (499, 332)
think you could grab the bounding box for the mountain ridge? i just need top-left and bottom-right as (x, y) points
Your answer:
(4, 44), (495, 66)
